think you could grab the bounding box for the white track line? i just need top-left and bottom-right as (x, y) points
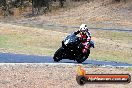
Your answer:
(0, 63), (131, 68)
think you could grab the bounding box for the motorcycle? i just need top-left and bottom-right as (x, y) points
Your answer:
(53, 33), (91, 63)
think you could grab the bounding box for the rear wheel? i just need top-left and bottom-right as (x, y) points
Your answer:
(53, 47), (64, 62)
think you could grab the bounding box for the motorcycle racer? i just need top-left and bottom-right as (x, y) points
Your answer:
(74, 24), (94, 54)
(53, 24), (94, 63)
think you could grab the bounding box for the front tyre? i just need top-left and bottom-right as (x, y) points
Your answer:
(76, 55), (88, 63)
(53, 47), (64, 62)
(76, 50), (90, 63)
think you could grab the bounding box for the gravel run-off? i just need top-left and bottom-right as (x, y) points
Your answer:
(0, 64), (131, 88)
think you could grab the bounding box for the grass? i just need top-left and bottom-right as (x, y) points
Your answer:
(89, 30), (132, 64)
(0, 23), (66, 56)
(92, 30), (132, 43)
(0, 35), (55, 55)
(90, 48), (132, 63)
(0, 23), (132, 64)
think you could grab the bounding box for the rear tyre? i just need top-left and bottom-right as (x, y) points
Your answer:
(53, 47), (64, 62)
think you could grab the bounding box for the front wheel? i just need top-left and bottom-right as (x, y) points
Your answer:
(53, 47), (64, 62)
(76, 55), (88, 63)
(76, 50), (90, 63)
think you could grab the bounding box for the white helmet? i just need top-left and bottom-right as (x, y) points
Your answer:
(80, 24), (88, 31)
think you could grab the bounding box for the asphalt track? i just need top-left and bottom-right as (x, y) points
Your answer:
(0, 53), (132, 67)
(2, 20), (132, 32)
